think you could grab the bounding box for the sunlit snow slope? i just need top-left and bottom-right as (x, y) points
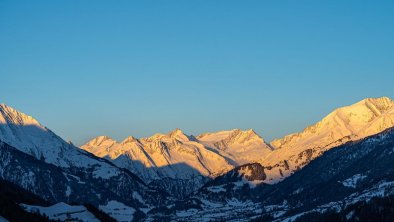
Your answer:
(262, 97), (394, 183)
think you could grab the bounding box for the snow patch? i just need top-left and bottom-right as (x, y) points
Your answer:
(132, 191), (145, 204)
(99, 200), (135, 222)
(21, 202), (99, 222)
(92, 166), (119, 179)
(65, 186), (71, 197)
(176, 209), (198, 217)
(233, 178), (263, 189)
(341, 174), (367, 188)
(206, 185), (226, 193)
(346, 210), (355, 220)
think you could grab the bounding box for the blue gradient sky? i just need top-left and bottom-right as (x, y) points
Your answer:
(1, 1), (393, 145)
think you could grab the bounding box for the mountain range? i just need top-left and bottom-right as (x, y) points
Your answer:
(0, 96), (394, 221)
(81, 97), (394, 197)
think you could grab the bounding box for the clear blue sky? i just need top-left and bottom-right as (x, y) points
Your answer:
(1, 1), (393, 145)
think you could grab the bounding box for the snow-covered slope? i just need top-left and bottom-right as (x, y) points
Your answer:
(21, 201), (136, 222)
(21, 202), (100, 222)
(261, 97), (394, 183)
(0, 104), (118, 178)
(99, 200), (136, 222)
(197, 129), (273, 165)
(82, 129), (273, 197)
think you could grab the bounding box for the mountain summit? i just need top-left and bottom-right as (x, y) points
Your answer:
(167, 128), (191, 141)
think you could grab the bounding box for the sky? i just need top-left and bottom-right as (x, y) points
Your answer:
(1, 1), (393, 145)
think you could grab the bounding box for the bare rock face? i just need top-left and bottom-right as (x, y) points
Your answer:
(194, 163), (266, 202)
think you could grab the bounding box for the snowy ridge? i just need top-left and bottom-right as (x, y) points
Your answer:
(261, 97), (394, 183)
(83, 128), (233, 180)
(271, 97), (394, 150)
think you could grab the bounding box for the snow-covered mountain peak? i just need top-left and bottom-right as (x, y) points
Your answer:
(226, 128), (265, 144)
(271, 97), (394, 150)
(197, 128), (265, 146)
(0, 104), (129, 179)
(82, 136), (118, 156)
(169, 128), (183, 135)
(140, 128), (191, 143)
(86, 136), (117, 146)
(167, 128), (191, 141)
(332, 96), (394, 122)
(361, 96), (393, 112)
(121, 136), (139, 144)
(0, 103), (71, 164)
(197, 129), (236, 141)
(0, 104), (42, 127)
(196, 129), (272, 166)
(144, 133), (164, 141)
